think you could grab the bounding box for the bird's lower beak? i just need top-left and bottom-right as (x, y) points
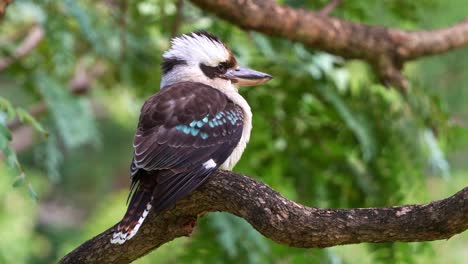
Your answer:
(224, 67), (272, 86)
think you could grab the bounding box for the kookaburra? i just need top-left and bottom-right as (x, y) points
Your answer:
(111, 31), (272, 244)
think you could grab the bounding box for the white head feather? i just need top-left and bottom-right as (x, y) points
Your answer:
(163, 32), (230, 67)
(160, 32), (236, 91)
(160, 32), (254, 169)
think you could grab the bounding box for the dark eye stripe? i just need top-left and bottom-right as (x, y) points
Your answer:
(162, 58), (187, 74)
(217, 62), (228, 73)
(200, 62), (230, 79)
(199, 63), (218, 79)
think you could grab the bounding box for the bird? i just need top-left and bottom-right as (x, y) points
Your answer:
(111, 31), (272, 244)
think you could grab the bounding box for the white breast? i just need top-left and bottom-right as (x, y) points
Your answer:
(220, 91), (252, 170)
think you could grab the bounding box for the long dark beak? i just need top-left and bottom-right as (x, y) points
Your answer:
(224, 66), (272, 86)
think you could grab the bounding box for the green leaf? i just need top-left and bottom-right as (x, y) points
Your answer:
(0, 118), (23, 175)
(315, 83), (376, 162)
(0, 124), (12, 150)
(1, 145), (19, 169)
(27, 183), (38, 201)
(16, 108), (48, 137)
(0, 97), (16, 119)
(43, 133), (63, 182)
(12, 173), (26, 188)
(423, 129), (450, 179)
(63, 0), (104, 55)
(35, 74), (99, 149)
(252, 33), (277, 60)
(209, 213), (269, 262)
(0, 134), (7, 150)
(0, 125), (12, 141)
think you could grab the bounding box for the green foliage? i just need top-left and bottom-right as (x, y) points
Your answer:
(0, 164), (49, 263)
(0, 96), (46, 199)
(35, 74), (98, 149)
(0, 0), (467, 264)
(180, 213), (270, 264)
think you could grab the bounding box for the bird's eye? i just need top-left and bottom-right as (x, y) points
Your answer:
(217, 63), (227, 73)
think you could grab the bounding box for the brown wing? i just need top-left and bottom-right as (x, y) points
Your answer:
(131, 81), (244, 212)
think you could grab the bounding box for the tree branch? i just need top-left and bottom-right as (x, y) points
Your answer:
(0, 25), (44, 72)
(6, 60), (106, 131)
(190, 0), (468, 90)
(60, 170), (468, 264)
(171, 0), (185, 38)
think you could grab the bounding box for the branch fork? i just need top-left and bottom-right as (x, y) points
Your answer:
(191, 0), (468, 90)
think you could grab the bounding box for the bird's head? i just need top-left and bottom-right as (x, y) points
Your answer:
(160, 31), (272, 91)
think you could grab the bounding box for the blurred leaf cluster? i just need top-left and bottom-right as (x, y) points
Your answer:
(0, 0), (467, 263)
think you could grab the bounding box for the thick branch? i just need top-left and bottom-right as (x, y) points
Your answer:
(190, 0), (468, 89)
(60, 171), (468, 264)
(396, 19), (468, 60)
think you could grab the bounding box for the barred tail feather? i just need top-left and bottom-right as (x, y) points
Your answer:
(111, 188), (153, 244)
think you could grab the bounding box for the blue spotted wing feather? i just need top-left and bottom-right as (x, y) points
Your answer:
(113, 82), (244, 244)
(131, 81), (244, 212)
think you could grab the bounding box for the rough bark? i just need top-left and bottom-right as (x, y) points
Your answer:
(60, 170), (468, 264)
(190, 0), (468, 90)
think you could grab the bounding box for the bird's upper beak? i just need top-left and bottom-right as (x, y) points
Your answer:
(224, 66), (272, 86)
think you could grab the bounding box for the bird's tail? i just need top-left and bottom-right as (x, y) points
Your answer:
(111, 181), (153, 245)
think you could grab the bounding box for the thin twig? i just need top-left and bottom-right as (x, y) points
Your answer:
(6, 61), (106, 131)
(0, 25), (44, 71)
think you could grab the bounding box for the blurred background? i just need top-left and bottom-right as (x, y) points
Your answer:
(1, 0), (467, 263)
